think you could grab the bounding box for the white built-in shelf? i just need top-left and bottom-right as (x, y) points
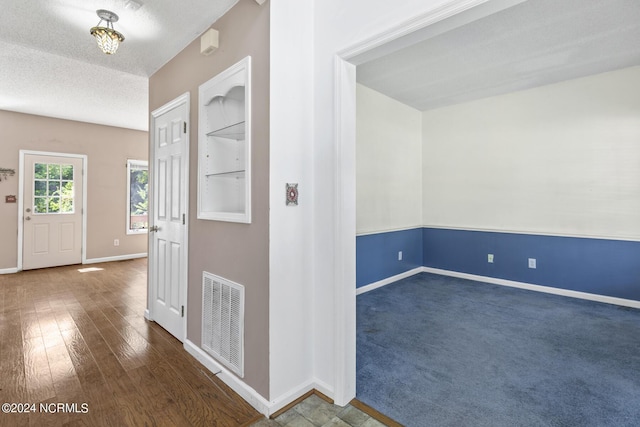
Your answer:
(198, 56), (252, 223)
(206, 121), (245, 139)
(205, 170), (245, 178)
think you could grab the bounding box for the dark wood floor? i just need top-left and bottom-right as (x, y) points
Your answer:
(0, 258), (261, 427)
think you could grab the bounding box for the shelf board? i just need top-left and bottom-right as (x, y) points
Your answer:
(206, 121), (245, 139)
(205, 170), (245, 178)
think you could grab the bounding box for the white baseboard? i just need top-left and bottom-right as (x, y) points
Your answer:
(144, 309), (151, 321)
(356, 267), (423, 295)
(184, 340), (336, 416)
(265, 377), (336, 414)
(269, 380), (318, 414)
(358, 266), (640, 309)
(0, 267), (18, 275)
(268, 376), (339, 413)
(312, 377), (335, 401)
(184, 339), (272, 416)
(84, 253), (147, 264)
(422, 267), (640, 309)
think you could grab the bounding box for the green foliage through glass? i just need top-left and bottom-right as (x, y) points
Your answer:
(33, 163), (74, 214)
(35, 163), (47, 179)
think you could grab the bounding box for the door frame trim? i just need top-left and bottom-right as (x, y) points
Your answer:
(331, 0), (526, 406)
(18, 150), (88, 271)
(147, 92), (190, 342)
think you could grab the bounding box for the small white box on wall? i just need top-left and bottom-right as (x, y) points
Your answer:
(200, 28), (219, 56)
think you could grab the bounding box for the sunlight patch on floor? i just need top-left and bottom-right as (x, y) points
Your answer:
(77, 267), (104, 273)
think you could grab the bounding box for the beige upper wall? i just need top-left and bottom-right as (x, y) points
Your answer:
(0, 110), (148, 270)
(149, 0), (270, 399)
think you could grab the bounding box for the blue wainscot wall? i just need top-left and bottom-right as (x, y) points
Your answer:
(356, 227), (640, 302)
(356, 228), (423, 287)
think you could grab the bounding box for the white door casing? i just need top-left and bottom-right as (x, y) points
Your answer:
(21, 153), (84, 270)
(331, 0), (515, 407)
(148, 93), (190, 342)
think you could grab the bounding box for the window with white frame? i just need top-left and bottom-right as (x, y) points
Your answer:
(127, 160), (148, 234)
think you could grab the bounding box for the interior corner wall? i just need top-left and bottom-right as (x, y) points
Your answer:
(356, 84), (423, 286)
(420, 66), (640, 301)
(0, 110), (148, 270)
(148, 0), (270, 399)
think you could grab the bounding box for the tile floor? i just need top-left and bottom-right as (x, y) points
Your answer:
(251, 394), (388, 427)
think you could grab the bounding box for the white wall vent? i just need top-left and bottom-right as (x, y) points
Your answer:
(202, 271), (244, 377)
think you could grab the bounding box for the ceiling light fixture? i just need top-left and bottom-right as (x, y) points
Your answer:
(90, 9), (125, 55)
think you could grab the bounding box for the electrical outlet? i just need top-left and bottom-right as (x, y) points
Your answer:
(528, 258), (536, 269)
(398, 251), (403, 261)
(114, 239), (119, 247)
(487, 254), (494, 263)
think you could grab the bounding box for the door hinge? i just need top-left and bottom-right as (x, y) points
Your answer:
(182, 213), (185, 225)
(181, 306), (184, 317)
(183, 122), (187, 134)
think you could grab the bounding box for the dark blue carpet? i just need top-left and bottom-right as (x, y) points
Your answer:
(356, 273), (640, 427)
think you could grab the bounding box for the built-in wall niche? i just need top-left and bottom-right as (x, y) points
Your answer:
(198, 56), (251, 223)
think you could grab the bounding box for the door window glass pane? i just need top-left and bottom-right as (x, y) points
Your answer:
(33, 162), (74, 214)
(34, 163), (47, 179)
(48, 198), (60, 213)
(34, 197), (47, 213)
(48, 164), (61, 180)
(61, 199), (74, 213)
(34, 181), (47, 196)
(61, 181), (74, 196)
(61, 165), (73, 180)
(48, 181), (60, 196)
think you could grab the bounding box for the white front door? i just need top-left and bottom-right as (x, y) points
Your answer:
(22, 153), (84, 270)
(149, 93), (190, 342)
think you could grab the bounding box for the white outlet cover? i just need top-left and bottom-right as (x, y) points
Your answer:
(488, 254), (494, 263)
(528, 258), (536, 268)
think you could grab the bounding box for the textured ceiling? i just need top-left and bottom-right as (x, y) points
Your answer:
(357, 0), (640, 111)
(4, 0), (639, 131)
(0, 0), (238, 130)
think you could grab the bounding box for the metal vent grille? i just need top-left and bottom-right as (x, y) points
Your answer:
(202, 271), (244, 377)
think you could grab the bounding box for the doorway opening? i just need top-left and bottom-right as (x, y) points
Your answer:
(335, 0), (640, 421)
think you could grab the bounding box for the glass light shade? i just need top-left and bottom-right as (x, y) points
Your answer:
(90, 26), (125, 55)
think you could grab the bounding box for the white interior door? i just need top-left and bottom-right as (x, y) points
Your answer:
(22, 153), (83, 270)
(149, 94), (189, 342)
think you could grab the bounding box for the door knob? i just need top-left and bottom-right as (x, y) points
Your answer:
(26, 208), (31, 213)
(25, 216), (31, 221)
(149, 225), (159, 232)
